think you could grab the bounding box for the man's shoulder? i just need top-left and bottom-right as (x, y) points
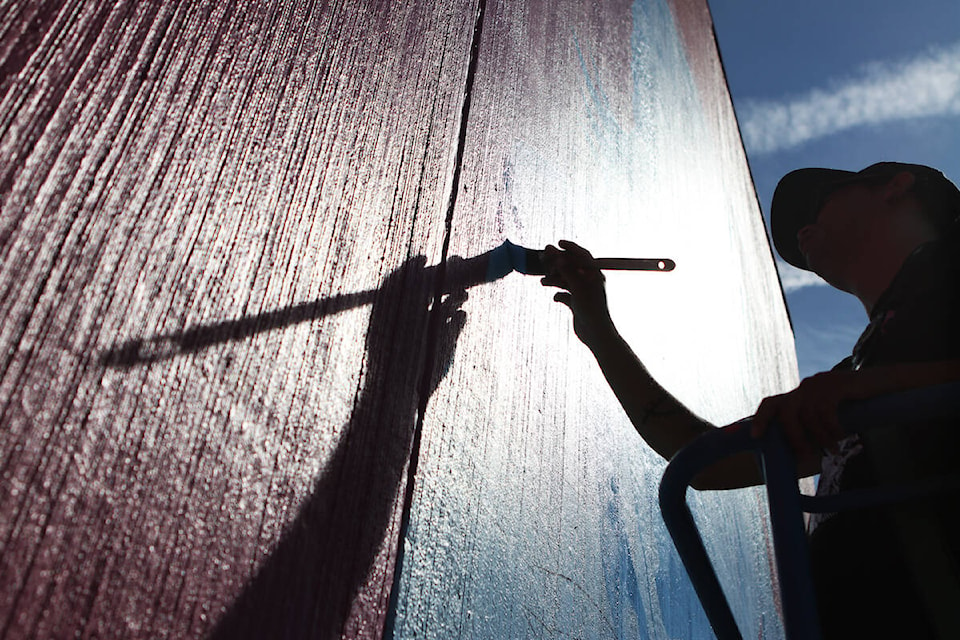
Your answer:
(831, 356), (856, 372)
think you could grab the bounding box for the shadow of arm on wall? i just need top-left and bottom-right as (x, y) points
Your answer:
(95, 248), (509, 636)
(98, 247), (501, 368)
(98, 289), (375, 366)
(203, 254), (468, 639)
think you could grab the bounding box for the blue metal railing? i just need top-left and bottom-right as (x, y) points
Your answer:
(658, 381), (960, 640)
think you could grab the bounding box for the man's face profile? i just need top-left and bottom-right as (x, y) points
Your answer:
(796, 181), (879, 283)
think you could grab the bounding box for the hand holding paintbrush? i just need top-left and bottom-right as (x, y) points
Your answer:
(535, 239), (659, 348)
(100, 239), (670, 366)
(520, 240), (673, 275)
(480, 239), (674, 282)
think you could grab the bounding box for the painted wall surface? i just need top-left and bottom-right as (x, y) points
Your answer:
(390, 1), (798, 638)
(0, 1), (797, 639)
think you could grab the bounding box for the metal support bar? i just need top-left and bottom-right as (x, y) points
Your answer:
(658, 381), (960, 640)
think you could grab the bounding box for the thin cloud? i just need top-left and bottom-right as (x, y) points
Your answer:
(776, 259), (826, 292)
(741, 43), (960, 154)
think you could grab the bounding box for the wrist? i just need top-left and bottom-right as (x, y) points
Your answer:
(583, 317), (622, 353)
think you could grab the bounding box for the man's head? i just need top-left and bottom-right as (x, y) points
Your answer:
(771, 162), (960, 274)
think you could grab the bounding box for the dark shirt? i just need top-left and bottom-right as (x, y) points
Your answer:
(808, 239), (960, 638)
(813, 240), (960, 511)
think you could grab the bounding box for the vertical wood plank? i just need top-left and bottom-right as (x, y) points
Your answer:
(0, 1), (478, 637)
(391, 0), (796, 637)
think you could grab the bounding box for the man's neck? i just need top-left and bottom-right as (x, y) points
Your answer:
(849, 239), (931, 314)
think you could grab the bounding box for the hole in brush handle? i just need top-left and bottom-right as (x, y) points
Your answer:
(596, 258), (675, 271)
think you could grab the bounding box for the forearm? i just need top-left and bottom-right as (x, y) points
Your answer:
(585, 323), (711, 459)
(853, 359), (960, 396)
(750, 359), (960, 484)
(587, 324), (766, 489)
(542, 240), (763, 488)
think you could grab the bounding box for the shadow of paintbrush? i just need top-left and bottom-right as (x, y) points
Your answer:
(99, 241), (674, 367)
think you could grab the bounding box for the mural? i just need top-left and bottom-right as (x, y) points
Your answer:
(0, 0), (796, 638)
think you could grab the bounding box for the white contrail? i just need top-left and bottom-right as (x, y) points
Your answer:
(741, 43), (960, 154)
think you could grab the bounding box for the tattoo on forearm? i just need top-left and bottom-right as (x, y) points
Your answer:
(638, 393), (681, 424)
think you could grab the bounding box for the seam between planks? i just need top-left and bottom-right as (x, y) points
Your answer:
(383, 0), (488, 635)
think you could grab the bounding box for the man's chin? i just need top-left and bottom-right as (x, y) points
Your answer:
(803, 259), (843, 290)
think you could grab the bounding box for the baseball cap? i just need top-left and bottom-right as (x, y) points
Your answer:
(770, 162), (960, 270)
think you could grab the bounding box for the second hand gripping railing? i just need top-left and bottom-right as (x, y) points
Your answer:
(658, 381), (960, 640)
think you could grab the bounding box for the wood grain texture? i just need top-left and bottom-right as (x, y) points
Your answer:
(0, 1), (478, 638)
(0, 0), (798, 638)
(389, 0), (797, 637)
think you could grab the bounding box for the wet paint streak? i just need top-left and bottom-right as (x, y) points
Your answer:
(665, 0), (724, 122)
(603, 479), (653, 639)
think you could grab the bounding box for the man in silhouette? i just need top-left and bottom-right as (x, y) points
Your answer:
(542, 162), (960, 637)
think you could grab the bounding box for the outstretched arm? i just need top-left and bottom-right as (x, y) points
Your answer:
(541, 240), (771, 489)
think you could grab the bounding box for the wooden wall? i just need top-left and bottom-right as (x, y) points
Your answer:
(0, 1), (796, 638)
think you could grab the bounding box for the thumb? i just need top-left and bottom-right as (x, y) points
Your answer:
(553, 292), (574, 311)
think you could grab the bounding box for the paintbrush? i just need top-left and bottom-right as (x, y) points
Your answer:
(101, 243), (673, 366)
(485, 240), (675, 281)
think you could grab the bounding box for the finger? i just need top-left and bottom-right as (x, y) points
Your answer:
(540, 275), (567, 289)
(432, 309), (467, 386)
(442, 289), (468, 308)
(557, 239), (593, 259)
(541, 245), (561, 275)
(554, 258), (601, 284)
(446, 309), (467, 334)
(553, 292), (573, 309)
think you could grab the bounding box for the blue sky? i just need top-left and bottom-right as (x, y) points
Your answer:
(707, 0), (960, 377)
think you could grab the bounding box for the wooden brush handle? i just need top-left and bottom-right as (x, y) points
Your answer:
(596, 258), (675, 271)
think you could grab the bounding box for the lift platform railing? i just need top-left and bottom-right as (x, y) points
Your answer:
(658, 381), (960, 640)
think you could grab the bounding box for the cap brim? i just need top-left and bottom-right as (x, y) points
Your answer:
(770, 168), (857, 270)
